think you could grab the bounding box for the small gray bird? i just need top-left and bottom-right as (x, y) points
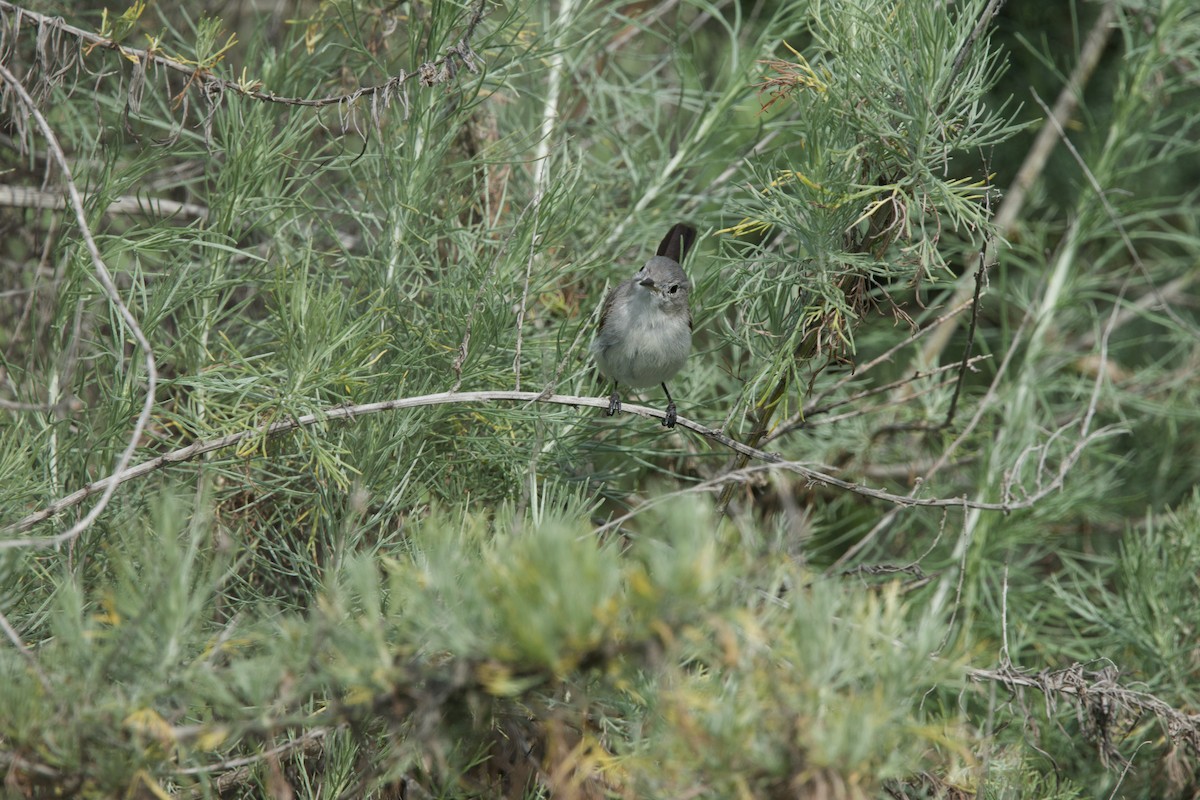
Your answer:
(591, 223), (696, 428)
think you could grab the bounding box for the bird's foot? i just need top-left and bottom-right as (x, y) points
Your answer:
(662, 401), (677, 428)
(606, 391), (621, 417)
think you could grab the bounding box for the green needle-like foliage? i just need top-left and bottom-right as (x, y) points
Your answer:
(1, 0), (1199, 797)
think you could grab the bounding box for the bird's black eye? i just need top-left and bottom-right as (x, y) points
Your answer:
(668, 284), (679, 294)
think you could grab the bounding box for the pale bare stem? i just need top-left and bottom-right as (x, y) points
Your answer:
(909, 506), (949, 569)
(0, 398), (56, 411)
(591, 462), (792, 538)
(0, 750), (59, 779)
(513, 233), (537, 392)
(1037, 422), (1077, 491)
(995, 415), (1125, 520)
(829, 507), (900, 574)
(517, 0), (577, 391)
(1000, 466), (1016, 507)
(945, 0), (1007, 88)
(831, 479), (946, 577)
(1000, 561), (1011, 667)
(1006, 438), (1042, 501)
(0, 62), (158, 549)
(532, 0), (572, 202)
(1075, 271), (1198, 352)
(0, 608), (53, 694)
(937, 501), (975, 652)
(1107, 743), (1154, 800)
(201, 614), (242, 669)
(917, 1), (1119, 366)
(1031, 89), (1198, 339)
(0, 184), (209, 219)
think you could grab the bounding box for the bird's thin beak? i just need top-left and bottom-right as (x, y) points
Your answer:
(638, 278), (656, 289)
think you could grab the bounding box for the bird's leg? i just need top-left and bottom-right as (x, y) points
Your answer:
(606, 383), (621, 416)
(661, 383), (677, 428)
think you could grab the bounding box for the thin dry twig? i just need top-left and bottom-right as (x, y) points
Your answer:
(0, 0), (487, 116)
(940, 254), (987, 428)
(176, 727), (336, 797)
(594, 410), (1120, 538)
(761, 298), (977, 445)
(767, 354), (990, 441)
(805, 298), (976, 412)
(968, 662), (1200, 762)
(3, 387), (1127, 545)
(825, 298), (1042, 573)
(943, 0), (1008, 97)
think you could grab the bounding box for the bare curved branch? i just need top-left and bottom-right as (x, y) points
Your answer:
(0, 62), (158, 550)
(3, 389), (1125, 546)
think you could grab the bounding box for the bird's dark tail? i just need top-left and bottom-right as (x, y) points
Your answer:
(657, 223), (697, 263)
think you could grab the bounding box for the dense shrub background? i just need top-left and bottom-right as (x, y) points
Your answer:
(1, 0), (1198, 797)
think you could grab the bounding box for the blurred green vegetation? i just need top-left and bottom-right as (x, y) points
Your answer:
(1, 0), (1198, 797)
